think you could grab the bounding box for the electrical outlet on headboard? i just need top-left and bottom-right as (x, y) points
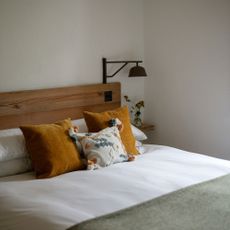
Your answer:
(104, 91), (113, 102)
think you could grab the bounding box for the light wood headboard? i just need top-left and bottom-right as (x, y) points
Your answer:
(0, 82), (121, 130)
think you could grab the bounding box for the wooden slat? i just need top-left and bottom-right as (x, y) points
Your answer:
(0, 82), (121, 129)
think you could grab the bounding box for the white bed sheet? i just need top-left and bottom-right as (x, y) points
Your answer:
(1, 145), (230, 230)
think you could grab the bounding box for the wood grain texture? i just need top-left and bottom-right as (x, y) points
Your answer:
(0, 82), (121, 129)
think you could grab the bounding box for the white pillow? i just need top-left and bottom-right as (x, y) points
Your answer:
(0, 128), (28, 162)
(72, 118), (88, 132)
(0, 158), (32, 177)
(0, 127), (21, 137)
(0, 127), (32, 177)
(131, 125), (147, 141)
(69, 127), (129, 170)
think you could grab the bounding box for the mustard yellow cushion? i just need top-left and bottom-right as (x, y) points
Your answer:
(83, 106), (138, 155)
(20, 119), (84, 179)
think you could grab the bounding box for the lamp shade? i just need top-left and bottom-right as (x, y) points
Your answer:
(129, 65), (147, 77)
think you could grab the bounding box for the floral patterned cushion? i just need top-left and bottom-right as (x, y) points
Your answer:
(69, 127), (129, 170)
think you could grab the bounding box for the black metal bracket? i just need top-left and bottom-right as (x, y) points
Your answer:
(102, 57), (143, 84)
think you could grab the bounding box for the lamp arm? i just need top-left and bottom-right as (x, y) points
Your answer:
(109, 62), (128, 78)
(102, 58), (143, 84)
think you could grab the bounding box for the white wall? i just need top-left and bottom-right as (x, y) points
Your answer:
(0, 0), (145, 100)
(143, 0), (230, 159)
(2, 0), (230, 159)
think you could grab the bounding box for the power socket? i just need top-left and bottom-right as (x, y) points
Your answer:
(104, 91), (113, 102)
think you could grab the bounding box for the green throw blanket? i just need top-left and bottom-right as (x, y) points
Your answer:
(68, 174), (230, 230)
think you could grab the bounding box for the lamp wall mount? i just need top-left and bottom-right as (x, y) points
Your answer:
(102, 57), (146, 84)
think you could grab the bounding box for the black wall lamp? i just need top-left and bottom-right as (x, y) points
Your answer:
(102, 57), (147, 84)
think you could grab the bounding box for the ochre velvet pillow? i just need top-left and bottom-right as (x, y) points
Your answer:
(83, 106), (139, 155)
(20, 119), (84, 179)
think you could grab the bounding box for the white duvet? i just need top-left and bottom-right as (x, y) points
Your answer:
(1, 145), (230, 230)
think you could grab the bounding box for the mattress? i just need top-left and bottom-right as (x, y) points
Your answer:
(1, 144), (230, 230)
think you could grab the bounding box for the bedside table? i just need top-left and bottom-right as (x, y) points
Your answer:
(137, 123), (155, 132)
(134, 123), (155, 144)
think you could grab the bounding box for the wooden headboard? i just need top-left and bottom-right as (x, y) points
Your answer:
(0, 82), (121, 130)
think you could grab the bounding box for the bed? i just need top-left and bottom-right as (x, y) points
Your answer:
(1, 82), (230, 230)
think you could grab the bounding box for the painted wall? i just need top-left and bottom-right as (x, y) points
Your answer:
(0, 0), (145, 100)
(2, 0), (230, 160)
(143, 0), (230, 159)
